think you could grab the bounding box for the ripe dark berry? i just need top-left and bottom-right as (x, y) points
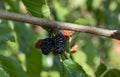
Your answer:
(39, 38), (54, 55)
(53, 31), (66, 54)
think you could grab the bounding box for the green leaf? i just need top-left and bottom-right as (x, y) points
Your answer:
(42, 5), (51, 18)
(75, 18), (89, 25)
(0, 67), (10, 77)
(96, 63), (120, 77)
(26, 48), (42, 77)
(14, 22), (35, 54)
(5, 0), (20, 12)
(103, 69), (120, 77)
(54, 56), (62, 77)
(62, 59), (89, 77)
(0, 0), (5, 10)
(82, 41), (97, 66)
(52, 1), (68, 21)
(0, 55), (27, 77)
(0, 20), (15, 45)
(22, 0), (50, 18)
(13, 21), (42, 77)
(22, 0), (50, 31)
(72, 51), (95, 77)
(95, 63), (107, 77)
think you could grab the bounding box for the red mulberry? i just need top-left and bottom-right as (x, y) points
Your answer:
(63, 30), (74, 38)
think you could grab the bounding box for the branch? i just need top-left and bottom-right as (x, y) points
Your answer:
(0, 10), (120, 40)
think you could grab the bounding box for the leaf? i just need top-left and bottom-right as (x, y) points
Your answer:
(75, 18), (90, 25)
(22, 0), (50, 18)
(54, 56), (62, 77)
(82, 41), (97, 66)
(62, 59), (89, 77)
(26, 48), (42, 77)
(0, 0), (5, 10)
(0, 67), (10, 77)
(22, 0), (50, 31)
(72, 51), (95, 77)
(52, 1), (68, 21)
(95, 63), (107, 77)
(13, 20), (42, 77)
(5, 0), (20, 12)
(13, 22), (35, 54)
(0, 21), (15, 45)
(96, 63), (120, 77)
(42, 4), (51, 18)
(0, 55), (27, 77)
(103, 69), (120, 77)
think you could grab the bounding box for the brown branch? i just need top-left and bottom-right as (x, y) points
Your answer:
(0, 10), (120, 40)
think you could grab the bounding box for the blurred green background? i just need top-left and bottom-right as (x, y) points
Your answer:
(0, 0), (120, 77)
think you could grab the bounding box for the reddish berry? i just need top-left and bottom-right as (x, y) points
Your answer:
(63, 30), (74, 38)
(33, 25), (41, 33)
(70, 44), (78, 53)
(35, 40), (41, 48)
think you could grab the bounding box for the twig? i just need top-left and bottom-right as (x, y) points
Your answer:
(0, 10), (120, 40)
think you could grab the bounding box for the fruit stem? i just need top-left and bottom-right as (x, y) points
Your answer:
(66, 37), (71, 53)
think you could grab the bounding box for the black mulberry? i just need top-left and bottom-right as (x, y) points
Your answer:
(53, 31), (66, 54)
(40, 38), (54, 55)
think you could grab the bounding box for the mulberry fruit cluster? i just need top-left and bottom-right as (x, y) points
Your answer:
(35, 31), (66, 55)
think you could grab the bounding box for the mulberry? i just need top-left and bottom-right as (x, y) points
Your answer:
(36, 38), (54, 55)
(35, 31), (67, 55)
(53, 31), (66, 54)
(63, 30), (74, 38)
